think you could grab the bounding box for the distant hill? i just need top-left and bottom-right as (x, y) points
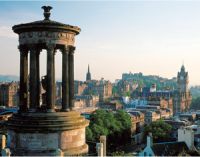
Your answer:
(122, 72), (177, 90)
(0, 75), (19, 82)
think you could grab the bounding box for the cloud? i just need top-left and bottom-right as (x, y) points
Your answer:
(0, 26), (17, 38)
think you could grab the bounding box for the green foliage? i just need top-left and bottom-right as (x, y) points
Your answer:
(115, 110), (131, 130)
(125, 91), (131, 97)
(86, 127), (93, 141)
(144, 120), (172, 142)
(111, 151), (132, 156)
(86, 109), (132, 150)
(123, 74), (177, 90)
(190, 97), (200, 110)
(111, 151), (126, 156)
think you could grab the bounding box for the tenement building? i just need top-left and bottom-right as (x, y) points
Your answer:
(0, 82), (19, 107)
(173, 65), (192, 115)
(6, 6), (89, 156)
(97, 79), (113, 102)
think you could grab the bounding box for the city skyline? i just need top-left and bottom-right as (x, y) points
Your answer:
(0, 1), (200, 85)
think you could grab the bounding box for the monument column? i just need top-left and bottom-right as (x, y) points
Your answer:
(53, 49), (56, 110)
(36, 49), (41, 108)
(19, 45), (28, 112)
(46, 44), (55, 111)
(68, 46), (75, 109)
(29, 45), (39, 111)
(61, 46), (69, 111)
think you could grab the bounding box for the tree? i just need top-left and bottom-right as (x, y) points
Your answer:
(125, 91), (131, 97)
(115, 110), (131, 130)
(86, 127), (93, 141)
(86, 109), (131, 151)
(144, 120), (172, 143)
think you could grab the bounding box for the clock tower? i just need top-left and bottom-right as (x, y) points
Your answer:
(173, 65), (192, 115)
(177, 65), (189, 93)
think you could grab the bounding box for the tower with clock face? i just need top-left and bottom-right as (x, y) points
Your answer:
(177, 65), (189, 93)
(173, 65), (192, 115)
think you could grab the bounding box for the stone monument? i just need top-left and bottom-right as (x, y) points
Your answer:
(7, 6), (89, 156)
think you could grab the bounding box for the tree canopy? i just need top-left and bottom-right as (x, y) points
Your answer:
(144, 120), (172, 143)
(86, 109), (131, 151)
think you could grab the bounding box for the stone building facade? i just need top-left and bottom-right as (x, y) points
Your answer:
(129, 111), (145, 134)
(97, 79), (112, 102)
(0, 82), (19, 107)
(74, 81), (88, 96)
(100, 100), (122, 111)
(147, 97), (173, 113)
(80, 79), (112, 102)
(74, 95), (99, 109)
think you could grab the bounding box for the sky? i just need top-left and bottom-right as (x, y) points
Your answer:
(0, 1), (200, 85)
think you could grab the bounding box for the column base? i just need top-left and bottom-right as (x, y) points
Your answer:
(7, 111), (89, 156)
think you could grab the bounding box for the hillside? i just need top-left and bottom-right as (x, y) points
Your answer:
(0, 75), (19, 82)
(122, 73), (177, 90)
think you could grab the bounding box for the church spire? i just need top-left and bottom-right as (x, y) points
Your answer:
(181, 60), (185, 72)
(86, 64), (91, 81)
(181, 64), (185, 72)
(88, 64), (90, 73)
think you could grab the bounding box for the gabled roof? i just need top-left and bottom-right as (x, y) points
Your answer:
(152, 141), (188, 156)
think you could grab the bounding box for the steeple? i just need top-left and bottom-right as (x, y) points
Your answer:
(86, 64), (91, 81)
(88, 64), (90, 73)
(181, 64), (185, 72)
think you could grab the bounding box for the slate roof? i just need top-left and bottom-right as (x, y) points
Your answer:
(152, 141), (188, 156)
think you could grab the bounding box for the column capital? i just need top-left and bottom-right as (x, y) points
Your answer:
(69, 45), (76, 51)
(68, 46), (76, 55)
(61, 45), (69, 54)
(18, 45), (28, 53)
(27, 44), (42, 54)
(27, 44), (37, 50)
(46, 43), (56, 51)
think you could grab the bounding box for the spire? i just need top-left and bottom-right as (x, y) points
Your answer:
(181, 64), (185, 72)
(88, 64), (90, 73)
(86, 64), (91, 81)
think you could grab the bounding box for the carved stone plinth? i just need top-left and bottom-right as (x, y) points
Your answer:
(7, 111), (89, 156)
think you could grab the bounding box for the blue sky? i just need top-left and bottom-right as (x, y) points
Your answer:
(0, 1), (200, 85)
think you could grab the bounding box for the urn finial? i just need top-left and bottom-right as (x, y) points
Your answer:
(42, 6), (52, 20)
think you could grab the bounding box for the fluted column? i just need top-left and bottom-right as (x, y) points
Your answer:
(36, 49), (41, 108)
(19, 45), (28, 112)
(53, 50), (56, 110)
(29, 45), (40, 111)
(61, 46), (69, 111)
(68, 46), (75, 109)
(46, 44), (56, 111)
